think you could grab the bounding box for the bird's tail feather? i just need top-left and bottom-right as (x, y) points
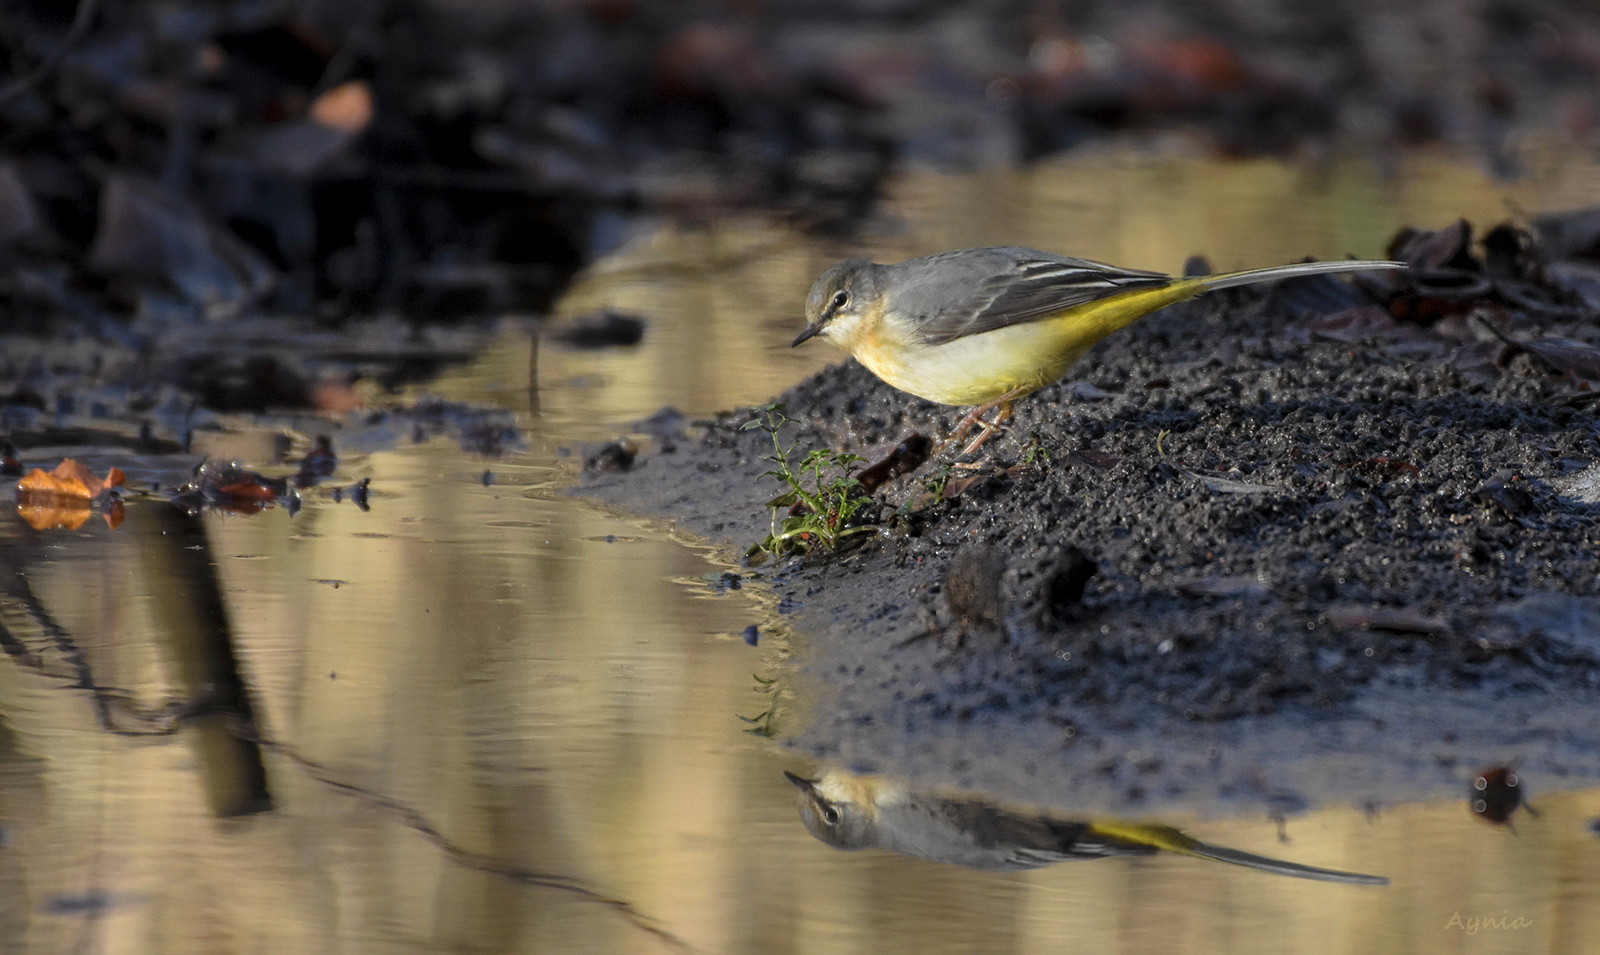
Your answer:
(1186, 839), (1391, 885)
(1088, 820), (1389, 885)
(1199, 259), (1405, 292)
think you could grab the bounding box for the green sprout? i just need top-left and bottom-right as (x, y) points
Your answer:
(1023, 431), (1053, 467)
(742, 404), (876, 565)
(737, 673), (780, 737)
(897, 462), (954, 515)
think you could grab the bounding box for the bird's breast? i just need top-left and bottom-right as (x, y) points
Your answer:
(853, 321), (1090, 406)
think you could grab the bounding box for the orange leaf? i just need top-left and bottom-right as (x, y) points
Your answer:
(17, 500), (93, 530)
(16, 458), (122, 500)
(216, 481), (280, 501)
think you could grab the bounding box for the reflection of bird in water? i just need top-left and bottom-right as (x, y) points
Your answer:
(785, 770), (1387, 885)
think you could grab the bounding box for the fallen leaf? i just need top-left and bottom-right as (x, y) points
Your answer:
(216, 481), (281, 501)
(1520, 336), (1600, 380)
(1388, 219), (1478, 271)
(856, 433), (930, 493)
(16, 459), (125, 500)
(16, 500), (93, 531)
(1302, 306), (1404, 343)
(1532, 206), (1600, 260)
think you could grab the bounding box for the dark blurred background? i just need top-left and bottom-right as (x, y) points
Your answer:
(2, 0), (1598, 331)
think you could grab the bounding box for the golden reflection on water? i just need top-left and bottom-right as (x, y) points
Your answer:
(6, 145), (1600, 952)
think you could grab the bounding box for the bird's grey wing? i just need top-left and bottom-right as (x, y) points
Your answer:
(930, 798), (1159, 869)
(898, 248), (1173, 346)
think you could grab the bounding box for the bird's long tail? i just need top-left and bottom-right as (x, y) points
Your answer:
(1088, 820), (1390, 885)
(1198, 259), (1406, 291)
(1183, 838), (1390, 885)
(1059, 259), (1404, 352)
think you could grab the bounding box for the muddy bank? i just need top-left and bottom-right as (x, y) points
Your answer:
(582, 217), (1600, 817)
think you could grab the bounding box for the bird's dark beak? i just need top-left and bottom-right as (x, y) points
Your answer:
(791, 323), (823, 348)
(784, 770), (818, 794)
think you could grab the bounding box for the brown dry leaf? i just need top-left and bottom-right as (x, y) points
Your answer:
(856, 433), (931, 493)
(1520, 336), (1600, 380)
(16, 459), (126, 500)
(311, 81), (373, 132)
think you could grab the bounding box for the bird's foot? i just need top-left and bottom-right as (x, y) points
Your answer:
(938, 399), (1015, 457)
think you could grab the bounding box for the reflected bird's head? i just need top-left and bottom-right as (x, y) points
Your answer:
(785, 770), (880, 851)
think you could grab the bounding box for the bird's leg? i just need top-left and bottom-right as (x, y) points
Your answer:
(937, 386), (1028, 456)
(960, 401), (1013, 455)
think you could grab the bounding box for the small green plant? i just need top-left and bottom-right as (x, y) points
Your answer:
(737, 673), (780, 737)
(898, 462), (955, 515)
(742, 403), (876, 564)
(1022, 431), (1053, 467)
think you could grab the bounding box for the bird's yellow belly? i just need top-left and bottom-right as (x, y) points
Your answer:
(850, 283), (1201, 406)
(856, 321), (1093, 406)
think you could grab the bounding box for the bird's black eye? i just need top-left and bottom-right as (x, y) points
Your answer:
(822, 806), (841, 825)
(829, 289), (849, 312)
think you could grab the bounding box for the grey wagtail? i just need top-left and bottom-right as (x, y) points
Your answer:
(786, 770), (1388, 884)
(791, 247), (1406, 453)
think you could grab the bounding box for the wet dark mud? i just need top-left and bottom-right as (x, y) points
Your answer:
(582, 222), (1600, 817)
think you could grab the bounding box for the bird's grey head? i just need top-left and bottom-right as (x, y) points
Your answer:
(793, 258), (879, 348)
(786, 770), (875, 850)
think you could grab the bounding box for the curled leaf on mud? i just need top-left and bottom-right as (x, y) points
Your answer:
(854, 434), (932, 494)
(1479, 317), (1600, 387)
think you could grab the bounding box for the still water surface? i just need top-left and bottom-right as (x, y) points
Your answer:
(6, 147), (1600, 953)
